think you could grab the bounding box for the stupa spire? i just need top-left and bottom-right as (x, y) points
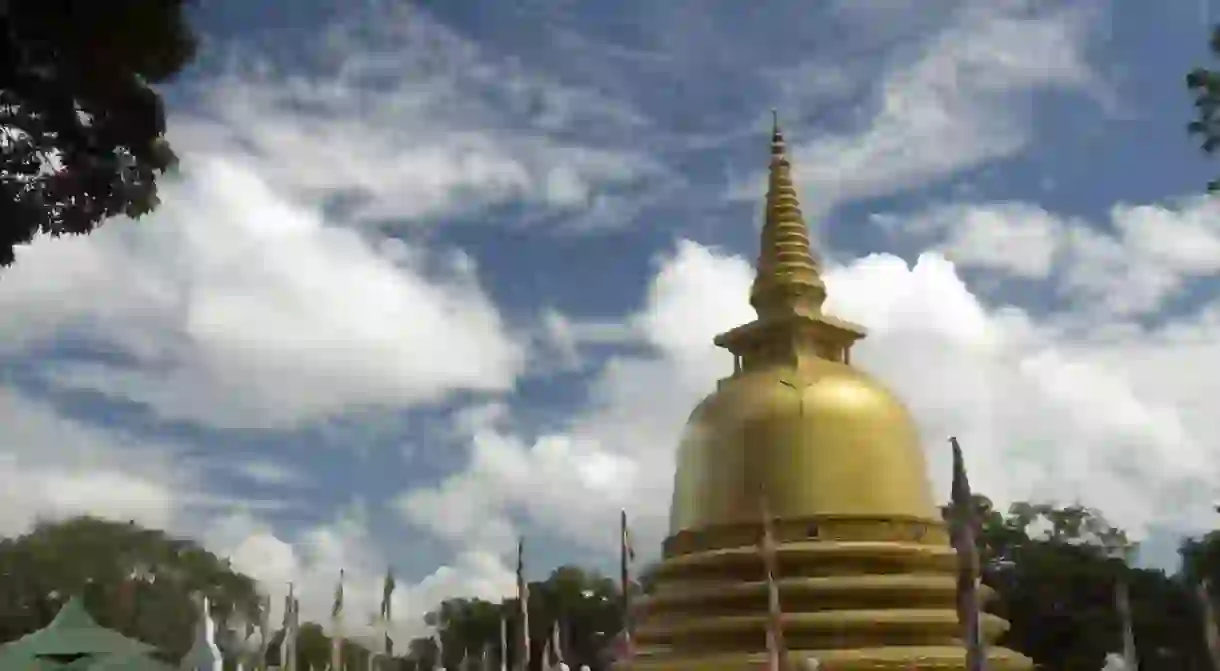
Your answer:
(713, 112), (866, 370)
(750, 110), (828, 321)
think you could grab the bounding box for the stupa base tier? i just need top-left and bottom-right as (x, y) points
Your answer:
(618, 646), (1034, 671)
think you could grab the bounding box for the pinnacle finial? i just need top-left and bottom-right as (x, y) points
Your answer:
(750, 111), (827, 320)
(771, 109), (785, 157)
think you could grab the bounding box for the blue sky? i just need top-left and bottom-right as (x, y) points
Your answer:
(3, 0), (1220, 638)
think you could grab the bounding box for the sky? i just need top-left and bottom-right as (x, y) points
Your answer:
(3, 0), (1220, 645)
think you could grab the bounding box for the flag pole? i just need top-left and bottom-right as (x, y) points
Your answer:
(382, 567), (396, 661)
(517, 539), (531, 671)
(620, 509), (635, 662)
(949, 437), (986, 671)
(499, 611), (509, 671)
(282, 583), (299, 671)
(258, 594), (271, 671)
(1114, 574), (1139, 671)
(332, 570), (345, 671)
(759, 493), (789, 671)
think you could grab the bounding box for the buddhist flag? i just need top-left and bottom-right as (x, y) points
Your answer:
(949, 437), (986, 671)
(551, 621), (565, 666)
(382, 567), (396, 656)
(517, 540), (531, 671)
(332, 570), (345, 671)
(759, 496), (788, 671)
(332, 570), (345, 618)
(610, 630), (634, 664)
(620, 510), (634, 656)
(281, 584), (301, 671)
(1199, 580), (1220, 671)
(621, 510), (636, 564)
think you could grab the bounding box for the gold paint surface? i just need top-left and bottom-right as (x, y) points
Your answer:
(669, 358), (937, 535)
(624, 646), (1033, 671)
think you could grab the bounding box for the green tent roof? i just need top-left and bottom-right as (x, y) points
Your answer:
(80, 652), (177, 671)
(0, 657), (67, 671)
(0, 596), (158, 661)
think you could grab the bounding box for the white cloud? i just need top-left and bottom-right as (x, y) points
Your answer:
(0, 1), (679, 430)
(782, 0), (1102, 211)
(205, 507), (515, 642)
(877, 202), (1067, 279)
(886, 196), (1220, 318)
(0, 387), (189, 536)
(177, 3), (659, 229)
(0, 159), (525, 429)
(0, 386), (297, 534)
(228, 459), (311, 488)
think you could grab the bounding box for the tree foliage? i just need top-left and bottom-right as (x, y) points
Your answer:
(968, 498), (1212, 671)
(0, 0), (197, 267)
(0, 516), (259, 661)
(1187, 25), (1220, 192)
(264, 622), (378, 671)
(409, 565), (622, 671)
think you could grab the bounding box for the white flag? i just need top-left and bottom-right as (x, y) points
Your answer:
(550, 622), (564, 666)
(332, 570), (345, 671)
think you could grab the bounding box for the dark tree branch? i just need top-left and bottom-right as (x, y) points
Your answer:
(0, 0), (195, 267)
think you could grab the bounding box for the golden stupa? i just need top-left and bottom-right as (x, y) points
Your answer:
(627, 116), (1033, 671)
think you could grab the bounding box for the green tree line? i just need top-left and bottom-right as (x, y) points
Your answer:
(3, 503), (1220, 671)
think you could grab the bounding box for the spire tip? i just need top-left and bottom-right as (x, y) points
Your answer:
(770, 110), (786, 158)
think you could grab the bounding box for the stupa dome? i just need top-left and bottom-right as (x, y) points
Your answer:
(669, 355), (936, 537)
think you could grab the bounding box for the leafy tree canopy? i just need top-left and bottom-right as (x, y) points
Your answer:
(411, 565), (621, 671)
(969, 498), (1210, 671)
(1187, 25), (1220, 191)
(0, 0), (197, 267)
(0, 516), (259, 661)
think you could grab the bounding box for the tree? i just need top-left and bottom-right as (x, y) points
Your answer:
(264, 620), (378, 671)
(1179, 527), (1220, 589)
(0, 516), (260, 661)
(1187, 25), (1220, 192)
(408, 566), (623, 671)
(963, 499), (1210, 671)
(295, 622), (331, 670)
(0, 0), (197, 267)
